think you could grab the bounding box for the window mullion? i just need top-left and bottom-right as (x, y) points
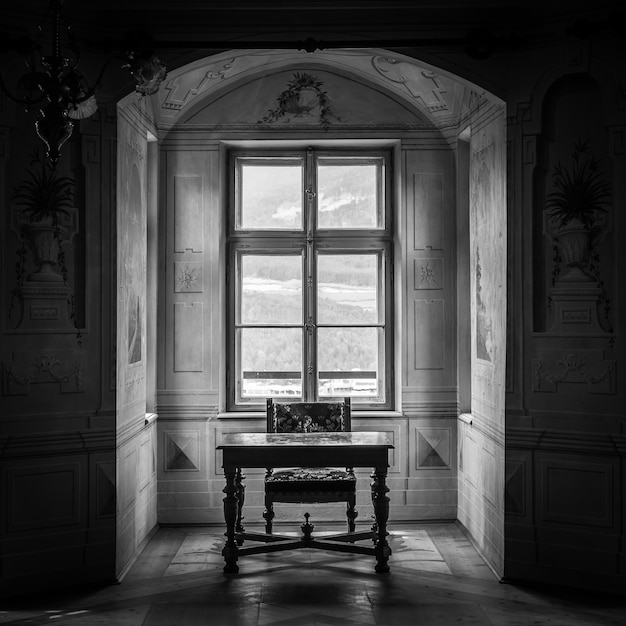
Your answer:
(304, 147), (316, 401)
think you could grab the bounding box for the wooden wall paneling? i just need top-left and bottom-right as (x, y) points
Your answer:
(157, 420), (210, 523)
(537, 454), (617, 529)
(413, 299), (445, 370)
(504, 450), (531, 522)
(532, 451), (621, 578)
(1, 456), (89, 581)
(174, 176), (203, 254)
(164, 149), (216, 392)
(116, 440), (138, 573)
(173, 302), (204, 372)
(406, 417), (457, 519)
(6, 459), (83, 533)
(402, 145), (455, 395)
(413, 172), (444, 251)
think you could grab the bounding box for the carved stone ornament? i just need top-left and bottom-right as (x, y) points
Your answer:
(371, 57), (449, 113)
(175, 262), (203, 293)
(258, 72), (340, 130)
(3, 351), (84, 396)
(532, 351), (614, 394)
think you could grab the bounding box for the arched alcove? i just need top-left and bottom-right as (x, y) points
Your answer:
(115, 48), (507, 578)
(533, 75), (613, 334)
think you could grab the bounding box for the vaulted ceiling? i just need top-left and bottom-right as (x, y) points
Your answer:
(3, 1), (623, 52)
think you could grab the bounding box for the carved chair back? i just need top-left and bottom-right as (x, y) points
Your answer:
(266, 397), (351, 434)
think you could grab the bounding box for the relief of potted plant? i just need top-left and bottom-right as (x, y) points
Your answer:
(545, 139), (611, 283)
(259, 72), (341, 130)
(8, 152), (81, 341)
(12, 152), (75, 283)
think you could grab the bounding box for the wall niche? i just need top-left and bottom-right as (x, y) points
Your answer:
(533, 75), (613, 334)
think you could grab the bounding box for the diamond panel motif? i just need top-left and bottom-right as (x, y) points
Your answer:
(505, 459), (525, 515)
(165, 431), (199, 471)
(96, 462), (116, 517)
(417, 429), (450, 468)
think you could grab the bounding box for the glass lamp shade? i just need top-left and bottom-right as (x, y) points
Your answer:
(67, 94), (98, 119)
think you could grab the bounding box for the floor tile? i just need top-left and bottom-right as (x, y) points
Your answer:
(2, 523), (625, 626)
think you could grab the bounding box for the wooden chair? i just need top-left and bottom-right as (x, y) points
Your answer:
(264, 397), (357, 534)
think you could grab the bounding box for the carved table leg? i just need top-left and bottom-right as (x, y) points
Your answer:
(346, 467), (358, 533)
(263, 493), (275, 535)
(346, 493), (358, 533)
(235, 468), (246, 545)
(371, 468), (391, 573)
(221, 468), (239, 573)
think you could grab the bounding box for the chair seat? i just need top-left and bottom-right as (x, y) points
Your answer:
(265, 468), (356, 492)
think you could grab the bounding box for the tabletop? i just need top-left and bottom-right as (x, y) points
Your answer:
(217, 431), (394, 449)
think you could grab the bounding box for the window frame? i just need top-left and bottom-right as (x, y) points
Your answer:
(226, 146), (394, 412)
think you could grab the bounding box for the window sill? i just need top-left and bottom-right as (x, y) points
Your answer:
(217, 412), (263, 420)
(217, 410), (404, 420)
(458, 413), (473, 425)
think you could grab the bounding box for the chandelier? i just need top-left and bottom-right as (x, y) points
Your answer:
(0, 0), (167, 167)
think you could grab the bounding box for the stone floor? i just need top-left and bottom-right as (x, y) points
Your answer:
(1, 522), (625, 625)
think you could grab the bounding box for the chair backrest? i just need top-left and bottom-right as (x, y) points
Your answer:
(266, 398), (351, 433)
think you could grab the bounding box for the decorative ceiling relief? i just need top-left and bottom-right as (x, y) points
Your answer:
(372, 56), (449, 113)
(156, 49), (500, 134)
(258, 72), (341, 129)
(161, 58), (238, 112)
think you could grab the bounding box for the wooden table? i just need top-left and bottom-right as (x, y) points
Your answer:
(217, 431), (394, 574)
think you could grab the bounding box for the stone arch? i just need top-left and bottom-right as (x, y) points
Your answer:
(156, 48), (501, 131)
(115, 46), (508, 580)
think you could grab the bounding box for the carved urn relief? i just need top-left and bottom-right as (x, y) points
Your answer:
(543, 140), (612, 334)
(10, 156), (78, 330)
(21, 218), (66, 282)
(283, 87), (320, 116)
(552, 217), (594, 283)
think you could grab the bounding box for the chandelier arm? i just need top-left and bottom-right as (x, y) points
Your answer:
(0, 72), (46, 107)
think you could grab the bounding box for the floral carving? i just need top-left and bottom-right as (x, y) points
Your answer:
(178, 265), (198, 290)
(420, 262), (437, 286)
(4, 353), (84, 395)
(533, 353), (614, 393)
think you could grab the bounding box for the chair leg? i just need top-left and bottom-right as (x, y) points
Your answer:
(371, 516), (378, 544)
(263, 494), (274, 534)
(346, 494), (358, 533)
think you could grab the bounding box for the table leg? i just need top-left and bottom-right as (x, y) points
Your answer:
(371, 468), (391, 573)
(221, 468), (239, 573)
(235, 468), (246, 545)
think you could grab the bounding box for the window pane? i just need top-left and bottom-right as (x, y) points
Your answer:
(239, 162), (302, 230)
(317, 327), (380, 398)
(240, 328), (302, 398)
(317, 160), (381, 229)
(317, 254), (379, 324)
(241, 255), (302, 324)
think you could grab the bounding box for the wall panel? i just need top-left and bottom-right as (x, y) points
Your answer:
(115, 98), (158, 579)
